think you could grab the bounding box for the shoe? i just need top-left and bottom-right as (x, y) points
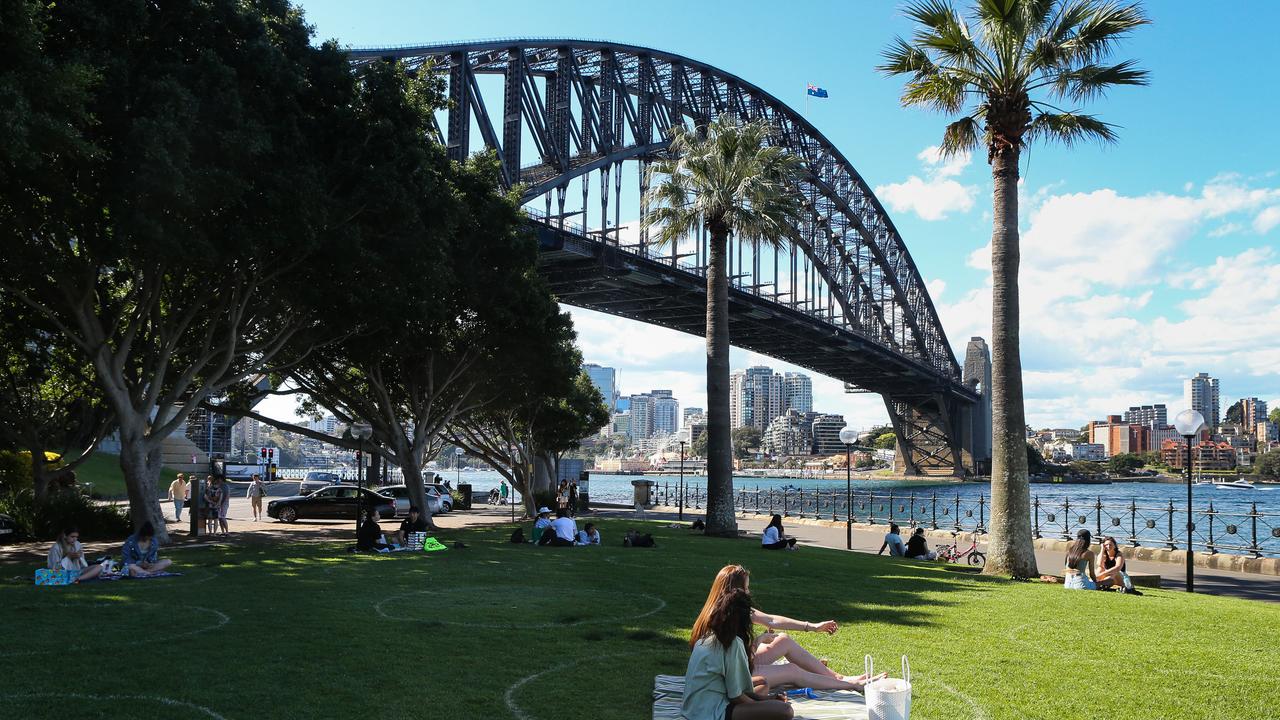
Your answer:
(1127, 587), (1143, 596)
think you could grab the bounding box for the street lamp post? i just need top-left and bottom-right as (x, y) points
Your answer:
(349, 423), (373, 542)
(678, 440), (687, 521)
(1173, 409), (1205, 593)
(839, 428), (858, 550)
(455, 446), (464, 488)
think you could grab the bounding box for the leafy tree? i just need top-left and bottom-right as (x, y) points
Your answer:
(1026, 443), (1049, 474)
(0, 0), (371, 538)
(643, 118), (806, 537)
(692, 431), (709, 459)
(1257, 451), (1280, 479)
(732, 427), (763, 460)
(1224, 400), (1244, 427)
(0, 298), (113, 501)
(880, 0), (1148, 577)
(1068, 460), (1104, 476)
(1271, 407), (1280, 427)
(1108, 453), (1144, 475)
(874, 432), (898, 451)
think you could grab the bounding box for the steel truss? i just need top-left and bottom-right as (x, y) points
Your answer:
(350, 40), (976, 475)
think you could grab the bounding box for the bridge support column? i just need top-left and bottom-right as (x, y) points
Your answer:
(885, 394), (969, 477)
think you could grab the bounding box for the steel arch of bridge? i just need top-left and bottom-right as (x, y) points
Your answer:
(349, 39), (980, 476)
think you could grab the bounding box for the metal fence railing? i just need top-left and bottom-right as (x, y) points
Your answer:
(650, 481), (1280, 559)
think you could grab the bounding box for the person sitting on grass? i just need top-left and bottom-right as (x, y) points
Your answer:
(356, 507), (390, 552)
(683, 587), (793, 720)
(121, 522), (173, 577)
(546, 508), (577, 547)
(905, 527), (936, 561)
(761, 514), (797, 550)
(1096, 535), (1140, 595)
(576, 522), (601, 546)
(1063, 529), (1098, 590)
(47, 526), (103, 582)
(398, 506), (429, 546)
(695, 565), (881, 692)
(877, 523), (906, 556)
(534, 507), (553, 530)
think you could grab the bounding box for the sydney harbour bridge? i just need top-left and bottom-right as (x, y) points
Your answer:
(349, 39), (989, 477)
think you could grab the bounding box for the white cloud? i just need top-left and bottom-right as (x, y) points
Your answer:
(939, 173), (1280, 428)
(1254, 206), (1280, 234)
(874, 145), (979, 221)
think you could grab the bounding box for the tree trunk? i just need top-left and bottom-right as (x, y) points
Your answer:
(984, 147), (1037, 577)
(704, 226), (737, 537)
(117, 427), (169, 542)
(401, 461), (439, 531)
(30, 449), (50, 503)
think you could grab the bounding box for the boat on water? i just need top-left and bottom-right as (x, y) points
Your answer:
(1212, 479), (1256, 490)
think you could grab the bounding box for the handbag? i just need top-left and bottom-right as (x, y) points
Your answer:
(864, 655), (912, 720)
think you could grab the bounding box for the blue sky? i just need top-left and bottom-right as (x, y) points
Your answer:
(271, 0), (1280, 431)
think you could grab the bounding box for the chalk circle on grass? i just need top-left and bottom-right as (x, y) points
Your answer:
(0, 692), (228, 720)
(0, 600), (230, 658)
(504, 649), (672, 720)
(374, 586), (666, 629)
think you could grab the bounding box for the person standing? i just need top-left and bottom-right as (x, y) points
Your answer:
(168, 473), (188, 522)
(202, 476), (220, 535)
(568, 482), (579, 517)
(247, 474), (267, 522)
(216, 477), (232, 536)
(499, 480), (509, 506)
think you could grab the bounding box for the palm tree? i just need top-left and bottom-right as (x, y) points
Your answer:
(643, 117), (806, 537)
(879, 0), (1148, 576)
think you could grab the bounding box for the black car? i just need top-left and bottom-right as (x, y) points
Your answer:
(0, 512), (16, 544)
(267, 484), (395, 523)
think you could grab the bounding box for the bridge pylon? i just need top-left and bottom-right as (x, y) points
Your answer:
(885, 393), (972, 477)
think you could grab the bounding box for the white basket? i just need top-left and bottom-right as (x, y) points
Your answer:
(865, 655), (912, 720)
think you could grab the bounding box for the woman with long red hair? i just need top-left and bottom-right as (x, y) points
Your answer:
(691, 565), (878, 691)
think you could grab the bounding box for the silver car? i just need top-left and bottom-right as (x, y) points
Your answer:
(377, 484), (451, 516)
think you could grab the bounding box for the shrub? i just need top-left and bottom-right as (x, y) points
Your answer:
(0, 488), (132, 542)
(0, 451), (34, 494)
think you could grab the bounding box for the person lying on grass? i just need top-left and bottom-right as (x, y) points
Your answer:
(694, 565), (883, 692)
(683, 587), (793, 720)
(122, 522), (172, 577)
(47, 526), (103, 582)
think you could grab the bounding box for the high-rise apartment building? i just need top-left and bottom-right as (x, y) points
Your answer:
(628, 394), (654, 442)
(1241, 397), (1268, 435)
(1185, 373), (1220, 431)
(730, 366), (784, 432)
(583, 363), (620, 411)
(683, 407), (704, 423)
(651, 390), (680, 437)
(1123, 404), (1167, 428)
(782, 373), (813, 415)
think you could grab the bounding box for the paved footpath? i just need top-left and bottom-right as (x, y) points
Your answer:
(593, 505), (1280, 603)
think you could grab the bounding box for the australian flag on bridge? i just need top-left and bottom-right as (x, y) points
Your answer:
(806, 83), (828, 98)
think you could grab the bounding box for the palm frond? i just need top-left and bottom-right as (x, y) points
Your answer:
(877, 36), (939, 79)
(901, 71), (973, 114)
(1059, 1), (1150, 64)
(1049, 59), (1149, 101)
(1025, 110), (1117, 146)
(940, 116), (983, 157)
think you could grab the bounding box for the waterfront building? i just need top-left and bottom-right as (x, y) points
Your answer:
(1065, 443), (1106, 462)
(764, 409), (811, 456)
(628, 394), (654, 441)
(610, 411), (631, 438)
(683, 407), (703, 423)
(1149, 425), (1179, 451)
(1123, 404), (1168, 428)
(782, 373), (813, 415)
(306, 415), (338, 435)
(584, 363), (620, 411)
(1088, 415), (1151, 457)
(1160, 438), (1236, 471)
(810, 414), (847, 455)
(730, 366), (784, 432)
(962, 337), (993, 468)
(1184, 373), (1221, 432)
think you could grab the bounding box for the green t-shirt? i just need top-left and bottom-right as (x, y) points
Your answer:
(681, 636), (752, 720)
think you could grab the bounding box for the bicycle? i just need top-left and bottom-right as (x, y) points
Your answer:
(935, 536), (986, 567)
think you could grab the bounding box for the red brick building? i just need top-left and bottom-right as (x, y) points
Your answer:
(1089, 415), (1152, 457)
(1160, 439), (1237, 471)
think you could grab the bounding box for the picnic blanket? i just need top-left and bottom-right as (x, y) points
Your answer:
(653, 675), (868, 720)
(88, 571), (184, 582)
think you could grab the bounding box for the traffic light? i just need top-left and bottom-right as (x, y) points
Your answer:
(260, 447), (267, 462)
(267, 448), (275, 466)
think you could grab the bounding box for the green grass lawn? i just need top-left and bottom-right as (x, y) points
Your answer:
(2, 518), (1277, 719)
(76, 452), (179, 499)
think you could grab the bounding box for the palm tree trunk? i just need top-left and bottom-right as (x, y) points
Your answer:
(985, 147), (1037, 577)
(704, 224), (737, 536)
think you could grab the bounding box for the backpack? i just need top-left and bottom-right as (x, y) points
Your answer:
(509, 528), (527, 544)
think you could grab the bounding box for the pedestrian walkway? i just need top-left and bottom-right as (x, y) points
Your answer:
(593, 506), (1280, 603)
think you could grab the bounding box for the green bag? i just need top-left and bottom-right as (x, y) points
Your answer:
(422, 537), (447, 553)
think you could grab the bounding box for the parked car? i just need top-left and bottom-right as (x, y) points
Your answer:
(267, 484), (394, 523)
(0, 512), (16, 543)
(426, 483), (454, 513)
(378, 484), (451, 515)
(298, 471), (342, 495)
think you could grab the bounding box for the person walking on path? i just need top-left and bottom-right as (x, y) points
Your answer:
(499, 481), (509, 506)
(247, 474), (267, 522)
(168, 474), (188, 522)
